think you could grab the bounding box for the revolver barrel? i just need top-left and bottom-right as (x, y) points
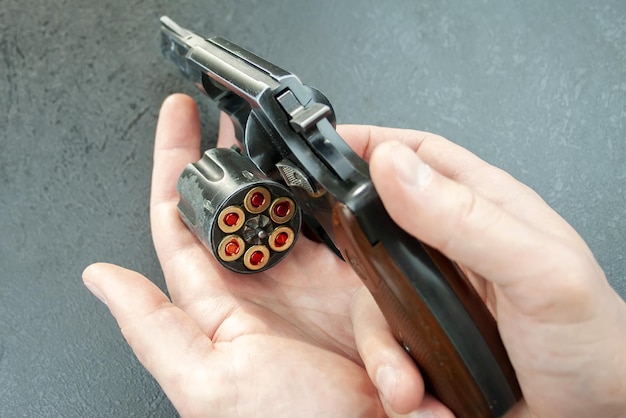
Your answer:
(160, 16), (294, 105)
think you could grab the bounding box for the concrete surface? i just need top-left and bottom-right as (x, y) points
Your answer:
(1, 0), (624, 416)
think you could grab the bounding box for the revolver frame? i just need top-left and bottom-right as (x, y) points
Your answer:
(160, 16), (521, 417)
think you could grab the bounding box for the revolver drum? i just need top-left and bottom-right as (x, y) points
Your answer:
(177, 147), (301, 273)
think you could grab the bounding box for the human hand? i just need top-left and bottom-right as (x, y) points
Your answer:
(83, 93), (626, 418)
(82, 94), (448, 417)
(341, 124), (626, 417)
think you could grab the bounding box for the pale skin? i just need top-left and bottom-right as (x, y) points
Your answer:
(83, 94), (626, 417)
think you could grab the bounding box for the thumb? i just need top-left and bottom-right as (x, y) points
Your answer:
(369, 141), (592, 317)
(82, 263), (214, 401)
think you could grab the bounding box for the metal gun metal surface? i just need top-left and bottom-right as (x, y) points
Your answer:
(160, 16), (522, 417)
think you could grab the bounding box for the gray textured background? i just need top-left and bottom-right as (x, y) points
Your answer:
(1, 0), (624, 416)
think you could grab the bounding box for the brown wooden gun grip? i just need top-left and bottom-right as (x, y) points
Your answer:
(332, 203), (521, 417)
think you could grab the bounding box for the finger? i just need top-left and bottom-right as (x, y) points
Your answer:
(338, 124), (582, 247)
(82, 263), (214, 401)
(369, 141), (598, 317)
(336, 125), (533, 205)
(151, 94), (201, 208)
(216, 112), (241, 148)
(383, 395), (455, 418)
(336, 125), (429, 162)
(350, 287), (425, 415)
(150, 95), (233, 305)
(150, 94), (202, 260)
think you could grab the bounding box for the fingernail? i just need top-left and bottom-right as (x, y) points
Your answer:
(390, 144), (432, 189)
(376, 366), (398, 404)
(84, 281), (108, 305)
(410, 411), (437, 418)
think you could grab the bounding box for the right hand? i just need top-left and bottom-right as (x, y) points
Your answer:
(337, 124), (626, 417)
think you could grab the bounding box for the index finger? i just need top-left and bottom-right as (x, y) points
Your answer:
(149, 94), (217, 301)
(150, 94), (201, 208)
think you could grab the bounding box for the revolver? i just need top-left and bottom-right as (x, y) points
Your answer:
(160, 16), (521, 417)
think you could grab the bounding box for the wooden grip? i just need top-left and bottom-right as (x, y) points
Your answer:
(332, 203), (521, 417)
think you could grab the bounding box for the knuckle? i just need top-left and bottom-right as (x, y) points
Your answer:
(525, 246), (600, 320)
(439, 184), (481, 254)
(553, 253), (598, 308)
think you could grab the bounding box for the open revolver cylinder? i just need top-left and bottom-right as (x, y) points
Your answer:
(160, 16), (522, 417)
(177, 147), (301, 273)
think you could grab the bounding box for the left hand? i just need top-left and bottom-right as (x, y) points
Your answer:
(82, 94), (446, 417)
